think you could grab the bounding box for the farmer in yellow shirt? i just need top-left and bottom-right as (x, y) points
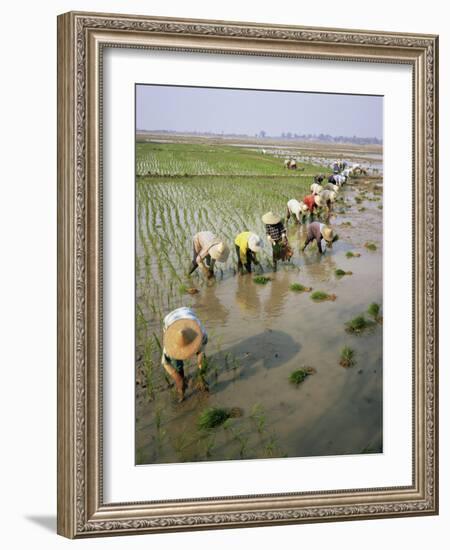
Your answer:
(234, 231), (263, 274)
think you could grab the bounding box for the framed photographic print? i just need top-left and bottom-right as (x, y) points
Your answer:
(57, 11), (439, 538)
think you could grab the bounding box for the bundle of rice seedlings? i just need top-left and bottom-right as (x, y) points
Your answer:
(290, 283), (312, 292)
(364, 242), (377, 251)
(341, 221), (352, 227)
(367, 302), (383, 323)
(358, 207), (366, 212)
(253, 275), (271, 285)
(335, 269), (353, 277)
(377, 204), (383, 210)
(311, 291), (337, 302)
(345, 315), (371, 334)
(197, 407), (231, 430)
(345, 251), (361, 259)
(289, 367), (316, 386)
(339, 346), (356, 368)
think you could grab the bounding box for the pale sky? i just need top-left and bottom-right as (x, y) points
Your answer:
(136, 84), (383, 139)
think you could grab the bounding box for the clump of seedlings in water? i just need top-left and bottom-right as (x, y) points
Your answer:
(368, 302), (383, 323)
(345, 315), (372, 334)
(358, 207), (366, 212)
(378, 204), (383, 210)
(355, 195), (363, 204)
(345, 251), (361, 258)
(364, 241), (377, 251)
(335, 268), (352, 278)
(253, 275), (271, 285)
(290, 282), (312, 293)
(198, 407), (231, 430)
(197, 406), (242, 431)
(339, 346), (356, 368)
(311, 290), (337, 302)
(289, 366), (316, 386)
(341, 221), (352, 227)
(179, 284), (199, 295)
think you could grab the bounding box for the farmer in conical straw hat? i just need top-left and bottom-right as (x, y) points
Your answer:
(161, 306), (208, 402)
(189, 231), (230, 279)
(234, 231), (263, 274)
(262, 212), (291, 271)
(302, 222), (337, 254)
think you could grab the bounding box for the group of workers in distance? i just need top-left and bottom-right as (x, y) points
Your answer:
(160, 167), (347, 402)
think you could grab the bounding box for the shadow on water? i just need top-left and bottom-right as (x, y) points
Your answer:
(211, 330), (301, 392)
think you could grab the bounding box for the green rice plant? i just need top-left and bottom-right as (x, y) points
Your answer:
(253, 275), (271, 285)
(364, 242), (377, 251)
(358, 207), (366, 212)
(355, 195), (363, 204)
(198, 407), (231, 430)
(290, 282), (312, 292)
(345, 315), (372, 334)
(335, 269), (352, 278)
(311, 291), (337, 302)
(341, 221), (352, 227)
(346, 251), (361, 258)
(339, 346), (356, 368)
(368, 302), (383, 323)
(378, 204), (383, 210)
(289, 367), (316, 385)
(250, 403), (266, 435)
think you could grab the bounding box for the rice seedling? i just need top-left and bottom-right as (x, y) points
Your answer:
(250, 403), (266, 434)
(358, 207), (366, 212)
(345, 251), (361, 258)
(345, 315), (372, 334)
(289, 367), (316, 385)
(311, 291), (337, 302)
(341, 221), (352, 227)
(378, 204), (383, 210)
(368, 302), (383, 323)
(339, 346), (356, 368)
(290, 282), (312, 292)
(364, 242), (377, 251)
(253, 275), (272, 285)
(335, 269), (352, 278)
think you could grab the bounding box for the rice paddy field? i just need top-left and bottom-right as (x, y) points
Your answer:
(135, 137), (383, 465)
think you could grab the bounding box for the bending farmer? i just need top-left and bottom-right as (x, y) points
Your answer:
(161, 307), (208, 402)
(302, 222), (336, 254)
(189, 231), (230, 278)
(262, 211), (289, 270)
(234, 231), (263, 274)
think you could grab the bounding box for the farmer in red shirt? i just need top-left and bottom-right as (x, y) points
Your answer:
(302, 193), (324, 220)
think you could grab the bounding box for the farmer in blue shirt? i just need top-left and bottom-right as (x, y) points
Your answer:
(161, 307), (208, 402)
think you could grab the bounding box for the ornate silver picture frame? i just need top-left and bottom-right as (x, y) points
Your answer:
(57, 11), (438, 538)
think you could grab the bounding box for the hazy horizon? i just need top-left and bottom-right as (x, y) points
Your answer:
(136, 84), (383, 140)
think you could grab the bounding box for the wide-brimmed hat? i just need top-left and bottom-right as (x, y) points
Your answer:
(262, 211), (281, 224)
(209, 241), (230, 262)
(164, 319), (203, 360)
(314, 195), (324, 207)
(248, 233), (263, 253)
(321, 226), (334, 243)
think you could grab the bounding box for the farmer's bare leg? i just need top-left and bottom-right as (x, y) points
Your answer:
(162, 359), (186, 402)
(286, 207), (291, 222)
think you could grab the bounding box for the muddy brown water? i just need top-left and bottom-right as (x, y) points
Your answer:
(136, 179), (383, 464)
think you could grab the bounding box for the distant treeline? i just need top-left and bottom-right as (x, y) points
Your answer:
(137, 129), (382, 145)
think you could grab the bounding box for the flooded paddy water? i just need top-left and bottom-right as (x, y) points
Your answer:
(135, 142), (383, 465)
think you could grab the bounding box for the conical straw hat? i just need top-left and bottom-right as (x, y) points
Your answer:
(321, 226), (334, 243)
(209, 241), (230, 262)
(164, 319), (203, 360)
(262, 211), (281, 224)
(248, 233), (263, 253)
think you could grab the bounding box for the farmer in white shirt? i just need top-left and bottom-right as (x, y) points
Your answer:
(161, 307), (208, 402)
(188, 231), (230, 279)
(286, 199), (309, 224)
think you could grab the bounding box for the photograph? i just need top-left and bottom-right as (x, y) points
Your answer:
(134, 84), (384, 465)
